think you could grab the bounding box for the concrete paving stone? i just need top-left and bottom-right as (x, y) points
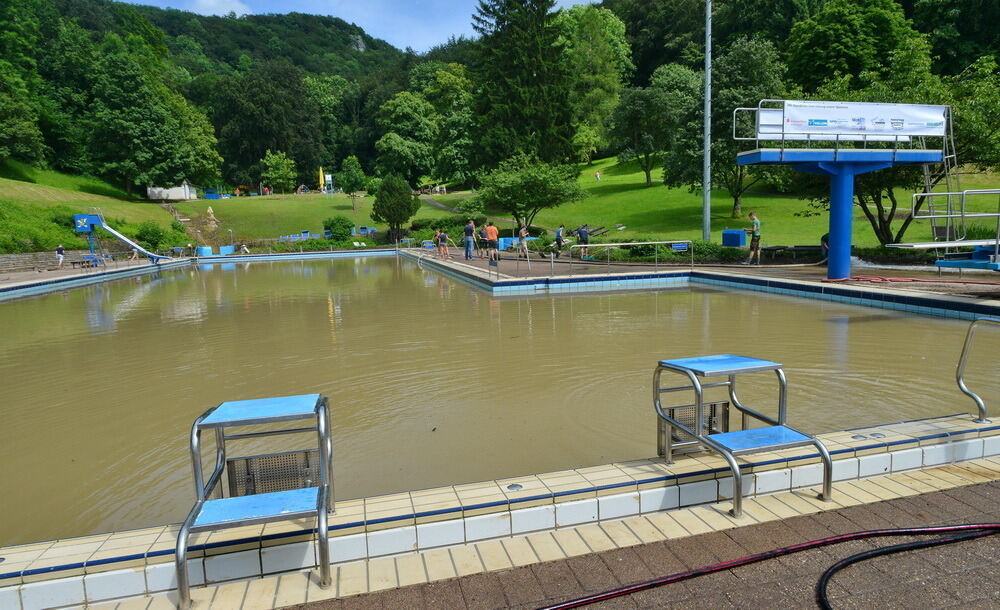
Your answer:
(494, 568), (546, 606)
(361, 586), (426, 610)
(530, 561), (585, 600)
(565, 554), (619, 592)
(656, 535), (719, 570)
(338, 594), (385, 610)
(941, 486), (1000, 514)
(807, 510), (869, 536)
(585, 596), (639, 609)
(723, 524), (781, 555)
(724, 582), (798, 608)
(458, 572), (507, 610)
(419, 578), (466, 609)
(832, 579), (962, 610)
(780, 513), (838, 543)
(864, 548), (950, 582)
(674, 593), (736, 609)
(598, 548), (655, 585)
(837, 503), (899, 530)
(921, 538), (1000, 575)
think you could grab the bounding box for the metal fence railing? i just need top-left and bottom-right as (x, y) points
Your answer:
(567, 240), (694, 275)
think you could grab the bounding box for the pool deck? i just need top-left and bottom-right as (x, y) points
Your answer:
(74, 458), (1000, 609)
(422, 249), (1000, 299)
(299, 479), (1000, 610)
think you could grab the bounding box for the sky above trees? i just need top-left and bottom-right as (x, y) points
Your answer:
(121, 0), (589, 51)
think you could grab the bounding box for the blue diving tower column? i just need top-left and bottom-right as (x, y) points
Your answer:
(733, 100), (950, 280)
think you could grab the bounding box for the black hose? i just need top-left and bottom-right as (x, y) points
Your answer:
(815, 529), (997, 610)
(536, 523), (1000, 610)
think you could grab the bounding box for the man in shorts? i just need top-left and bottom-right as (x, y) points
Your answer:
(576, 225), (590, 258)
(484, 221), (499, 261)
(56, 244), (65, 268)
(742, 211), (761, 265)
(554, 224), (565, 258)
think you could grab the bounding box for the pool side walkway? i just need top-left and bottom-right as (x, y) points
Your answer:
(296, 478), (1000, 610)
(85, 457), (1000, 609)
(423, 249), (1000, 299)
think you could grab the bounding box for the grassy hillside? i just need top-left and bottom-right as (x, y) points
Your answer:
(0, 160), (184, 252)
(173, 193), (460, 240)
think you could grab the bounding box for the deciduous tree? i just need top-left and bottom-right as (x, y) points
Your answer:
(336, 155), (368, 213)
(474, 154), (586, 228)
(260, 149), (296, 194)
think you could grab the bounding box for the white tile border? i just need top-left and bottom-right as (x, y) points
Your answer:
(5, 430), (1000, 603)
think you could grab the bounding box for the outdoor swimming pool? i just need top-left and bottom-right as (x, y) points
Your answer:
(0, 256), (996, 545)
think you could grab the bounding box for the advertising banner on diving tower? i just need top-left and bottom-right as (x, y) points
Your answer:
(782, 100), (947, 137)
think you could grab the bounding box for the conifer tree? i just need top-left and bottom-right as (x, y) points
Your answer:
(472, 0), (574, 167)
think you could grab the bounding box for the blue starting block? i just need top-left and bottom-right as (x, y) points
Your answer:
(653, 355), (832, 517)
(174, 394), (334, 608)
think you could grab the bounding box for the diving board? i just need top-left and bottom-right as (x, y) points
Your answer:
(733, 99), (952, 281)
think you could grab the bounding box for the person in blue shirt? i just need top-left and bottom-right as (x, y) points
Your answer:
(554, 224), (565, 258)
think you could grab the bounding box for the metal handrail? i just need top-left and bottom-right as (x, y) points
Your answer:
(956, 317), (1000, 423)
(908, 189), (1000, 250)
(567, 240), (694, 275)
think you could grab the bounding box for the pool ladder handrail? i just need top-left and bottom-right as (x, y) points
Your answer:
(653, 356), (833, 518)
(956, 317), (1000, 423)
(174, 395), (334, 609)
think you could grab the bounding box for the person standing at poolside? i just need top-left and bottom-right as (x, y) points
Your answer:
(56, 244), (65, 268)
(463, 219), (476, 260)
(484, 221), (499, 261)
(438, 228), (452, 259)
(517, 224), (529, 259)
(576, 225), (590, 258)
(477, 224), (488, 258)
(742, 211), (762, 265)
(554, 224), (565, 258)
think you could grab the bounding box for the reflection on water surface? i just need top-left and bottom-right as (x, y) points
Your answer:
(0, 257), (995, 545)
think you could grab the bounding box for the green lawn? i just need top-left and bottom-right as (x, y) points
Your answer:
(173, 192), (459, 240)
(436, 157), (1000, 247)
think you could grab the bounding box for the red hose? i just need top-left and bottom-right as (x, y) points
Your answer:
(536, 523), (1000, 610)
(823, 275), (1000, 285)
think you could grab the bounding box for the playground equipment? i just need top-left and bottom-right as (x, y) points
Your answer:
(174, 394), (334, 608)
(74, 212), (171, 263)
(733, 99), (952, 280)
(887, 189), (1000, 272)
(653, 355), (833, 517)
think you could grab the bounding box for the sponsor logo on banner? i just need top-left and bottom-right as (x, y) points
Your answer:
(781, 100), (947, 137)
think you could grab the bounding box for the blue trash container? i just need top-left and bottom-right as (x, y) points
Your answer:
(219, 245), (235, 255)
(722, 230), (746, 247)
(196, 246), (214, 256)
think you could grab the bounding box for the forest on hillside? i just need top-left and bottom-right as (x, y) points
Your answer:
(1, 0), (998, 241)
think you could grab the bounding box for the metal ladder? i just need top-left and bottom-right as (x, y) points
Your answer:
(920, 118), (962, 246)
(956, 317), (1000, 423)
(653, 355), (832, 517)
(175, 394), (334, 608)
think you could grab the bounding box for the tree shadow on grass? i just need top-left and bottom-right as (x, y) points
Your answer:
(79, 183), (130, 199)
(0, 161), (36, 183)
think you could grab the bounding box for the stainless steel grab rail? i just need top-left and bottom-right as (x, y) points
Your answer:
(567, 240), (694, 275)
(956, 317), (1000, 423)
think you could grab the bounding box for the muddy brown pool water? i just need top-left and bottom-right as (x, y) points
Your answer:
(0, 257), (996, 545)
